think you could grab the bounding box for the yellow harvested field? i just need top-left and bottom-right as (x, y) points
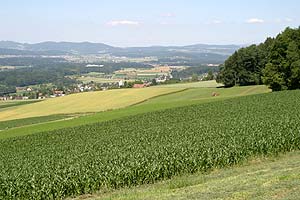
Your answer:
(0, 88), (181, 121)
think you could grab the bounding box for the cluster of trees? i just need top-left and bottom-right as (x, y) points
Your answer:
(202, 70), (215, 81)
(122, 80), (144, 88)
(0, 85), (16, 95)
(217, 27), (300, 91)
(0, 66), (78, 88)
(172, 65), (219, 79)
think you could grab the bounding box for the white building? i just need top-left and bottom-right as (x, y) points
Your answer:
(118, 80), (124, 87)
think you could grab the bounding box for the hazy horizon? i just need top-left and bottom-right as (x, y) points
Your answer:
(0, 40), (245, 48)
(1, 0), (299, 47)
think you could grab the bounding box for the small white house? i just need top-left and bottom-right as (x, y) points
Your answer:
(118, 80), (124, 87)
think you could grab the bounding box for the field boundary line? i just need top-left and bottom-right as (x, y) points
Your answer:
(130, 88), (189, 107)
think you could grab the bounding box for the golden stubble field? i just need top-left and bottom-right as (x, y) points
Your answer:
(0, 87), (181, 121)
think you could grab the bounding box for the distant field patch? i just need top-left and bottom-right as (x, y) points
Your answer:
(156, 80), (223, 88)
(78, 77), (120, 83)
(0, 88), (182, 121)
(144, 85), (270, 105)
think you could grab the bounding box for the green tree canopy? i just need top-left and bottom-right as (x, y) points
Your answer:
(217, 27), (300, 91)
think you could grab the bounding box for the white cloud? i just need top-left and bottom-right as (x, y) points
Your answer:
(285, 18), (293, 22)
(246, 18), (265, 24)
(106, 20), (140, 26)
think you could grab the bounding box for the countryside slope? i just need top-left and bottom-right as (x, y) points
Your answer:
(78, 151), (300, 200)
(1, 90), (299, 199)
(0, 83), (270, 140)
(0, 87), (182, 121)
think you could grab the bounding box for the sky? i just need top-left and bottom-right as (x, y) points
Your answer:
(0, 0), (299, 47)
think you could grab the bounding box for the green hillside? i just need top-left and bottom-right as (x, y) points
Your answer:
(0, 85), (270, 140)
(0, 90), (299, 199)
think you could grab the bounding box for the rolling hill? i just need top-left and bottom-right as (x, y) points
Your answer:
(0, 90), (299, 199)
(0, 82), (271, 140)
(0, 41), (239, 58)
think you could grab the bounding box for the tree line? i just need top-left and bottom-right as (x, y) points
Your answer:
(217, 27), (300, 91)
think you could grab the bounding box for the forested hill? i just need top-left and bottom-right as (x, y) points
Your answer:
(217, 27), (300, 91)
(0, 41), (239, 57)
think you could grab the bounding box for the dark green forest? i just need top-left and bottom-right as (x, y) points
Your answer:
(217, 27), (300, 91)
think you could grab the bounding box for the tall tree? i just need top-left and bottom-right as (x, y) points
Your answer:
(218, 27), (300, 91)
(263, 27), (300, 91)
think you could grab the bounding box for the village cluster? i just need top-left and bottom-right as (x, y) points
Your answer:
(0, 76), (170, 101)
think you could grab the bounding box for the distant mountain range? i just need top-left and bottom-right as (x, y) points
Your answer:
(0, 41), (240, 57)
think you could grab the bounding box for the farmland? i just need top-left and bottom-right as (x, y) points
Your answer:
(114, 66), (171, 79)
(1, 3), (299, 199)
(80, 151), (300, 200)
(72, 66), (172, 84)
(72, 72), (136, 84)
(0, 114), (73, 131)
(145, 85), (269, 105)
(155, 80), (222, 88)
(0, 87), (181, 121)
(0, 100), (39, 111)
(0, 84), (270, 140)
(0, 90), (299, 199)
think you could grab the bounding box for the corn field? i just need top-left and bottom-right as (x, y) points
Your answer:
(0, 90), (300, 199)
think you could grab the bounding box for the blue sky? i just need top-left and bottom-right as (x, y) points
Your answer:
(0, 0), (299, 46)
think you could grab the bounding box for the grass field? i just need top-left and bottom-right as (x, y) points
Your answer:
(0, 114), (73, 131)
(0, 85), (270, 140)
(156, 80), (223, 88)
(81, 151), (300, 200)
(1, 90), (299, 199)
(0, 87), (181, 121)
(145, 85), (269, 105)
(0, 100), (39, 111)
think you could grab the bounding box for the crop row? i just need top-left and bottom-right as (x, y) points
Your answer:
(0, 114), (71, 131)
(0, 90), (300, 199)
